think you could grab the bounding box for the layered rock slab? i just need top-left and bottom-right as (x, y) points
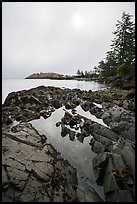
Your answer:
(2, 123), (79, 202)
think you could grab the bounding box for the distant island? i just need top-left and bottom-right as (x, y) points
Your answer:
(25, 72), (74, 80)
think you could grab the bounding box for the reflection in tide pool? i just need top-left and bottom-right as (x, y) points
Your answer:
(30, 105), (107, 191)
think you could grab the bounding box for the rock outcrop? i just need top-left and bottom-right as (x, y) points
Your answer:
(25, 72), (73, 79)
(2, 122), (79, 202)
(2, 85), (135, 202)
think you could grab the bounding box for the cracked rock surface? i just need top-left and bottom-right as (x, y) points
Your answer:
(2, 123), (79, 202)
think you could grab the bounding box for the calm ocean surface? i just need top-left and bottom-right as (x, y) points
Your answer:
(2, 78), (106, 103)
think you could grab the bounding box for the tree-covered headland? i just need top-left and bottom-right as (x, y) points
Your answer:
(76, 12), (135, 81)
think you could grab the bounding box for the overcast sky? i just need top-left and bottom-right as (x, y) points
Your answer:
(2, 2), (135, 78)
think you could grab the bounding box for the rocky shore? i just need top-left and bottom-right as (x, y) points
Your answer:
(2, 85), (135, 202)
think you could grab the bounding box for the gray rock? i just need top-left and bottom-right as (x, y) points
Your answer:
(121, 142), (135, 178)
(92, 132), (113, 147)
(6, 164), (29, 190)
(2, 122), (80, 202)
(69, 130), (75, 141)
(102, 156), (119, 194)
(108, 105), (121, 122)
(2, 166), (10, 190)
(52, 100), (62, 109)
(100, 126), (118, 142)
(91, 123), (118, 142)
(81, 101), (91, 112)
(61, 125), (70, 137)
(111, 153), (125, 171)
(92, 153), (108, 183)
(76, 133), (85, 143)
(110, 120), (130, 133)
(122, 99), (129, 109)
(20, 175), (43, 202)
(122, 125), (135, 142)
(21, 95), (42, 105)
(117, 190), (134, 202)
(32, 162), (53, 182)
(101, 112), (110, 119)
(91, 140), (105, 153)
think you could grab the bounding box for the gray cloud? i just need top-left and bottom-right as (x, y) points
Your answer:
(2, 2), (135, 78)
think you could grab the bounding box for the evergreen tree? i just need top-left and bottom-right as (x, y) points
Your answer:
(84, 71), (88, 77)
(98, 12), (135, 77)
(76, 69), (81, 76)
(80, 71), (84, 77)
(98, 60), (108, 77)
(110, 11), (135, 75)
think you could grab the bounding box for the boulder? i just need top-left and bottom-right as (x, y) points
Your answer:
(81, 101), (91, 112)
(52, 100), (62, 109)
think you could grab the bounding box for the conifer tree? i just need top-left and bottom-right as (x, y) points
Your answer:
(110, 11), (135, 75)
(98, 12), (135, 77)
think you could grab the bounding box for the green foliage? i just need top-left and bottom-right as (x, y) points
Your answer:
(76, 69), (81, 76)
(98, 11), (135, 77)
(76, 69), (85, 77)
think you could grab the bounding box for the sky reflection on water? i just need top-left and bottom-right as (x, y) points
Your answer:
(30, 105), (107, 189)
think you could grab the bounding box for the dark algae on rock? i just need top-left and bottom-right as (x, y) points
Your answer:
(2, 85), (135, 202)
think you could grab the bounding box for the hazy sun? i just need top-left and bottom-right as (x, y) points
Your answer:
(72, 13), (85, 29)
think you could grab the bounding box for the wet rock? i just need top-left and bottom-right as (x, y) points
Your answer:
(2, 166), (10, 190)
(61, 111), (72, 125)
(106, 189), (134, 202)
(101, 112), (111, 125)
(81, 101), (91, 112)
(121, 141), (135, 178)
(32, 162), (53, 182)
(2, 187), (15, 202)
(2, 85), (135, 202)
(20, 175), (45, 202)
(92, 148), (134, 202)
(61, 125), (70, 137)
(92, 132), (113, 147)
(52, 100), (62, 109)
(109, 120), (130, 133)
(126, 90), (135, 99)
(69, 130), (75, 141)
(122, 82), (135, 90)
(90, 106), (103, 118)
(2, 123), (80, 202)
(103, 156), (119, 194)
(64, 102), (72, 109)
(76, 133), (85, 143)
(7, 165), (29, 190)
(90, 139), (105, 153)
(92, 153), (108, 184)
(21, 95), (42, 105)
(122, 99), (129, 109)
(91, 123), (118, 142)
(71, 109), (77, 114)
(72, 98), (80, 106)
(108, 105), (121, 122)
(56, 121), (61, 127)
(3, 91), (19, 106)
(122, 126), (135, 142)
(69, 118), (78, 127)
(6, 117), (13, 125)
(13, 98), (23, 106)
(109, 121), (135, 142)
(42, 111), (52, 119)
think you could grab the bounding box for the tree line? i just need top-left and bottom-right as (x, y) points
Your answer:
(76, 12), (135, 78)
